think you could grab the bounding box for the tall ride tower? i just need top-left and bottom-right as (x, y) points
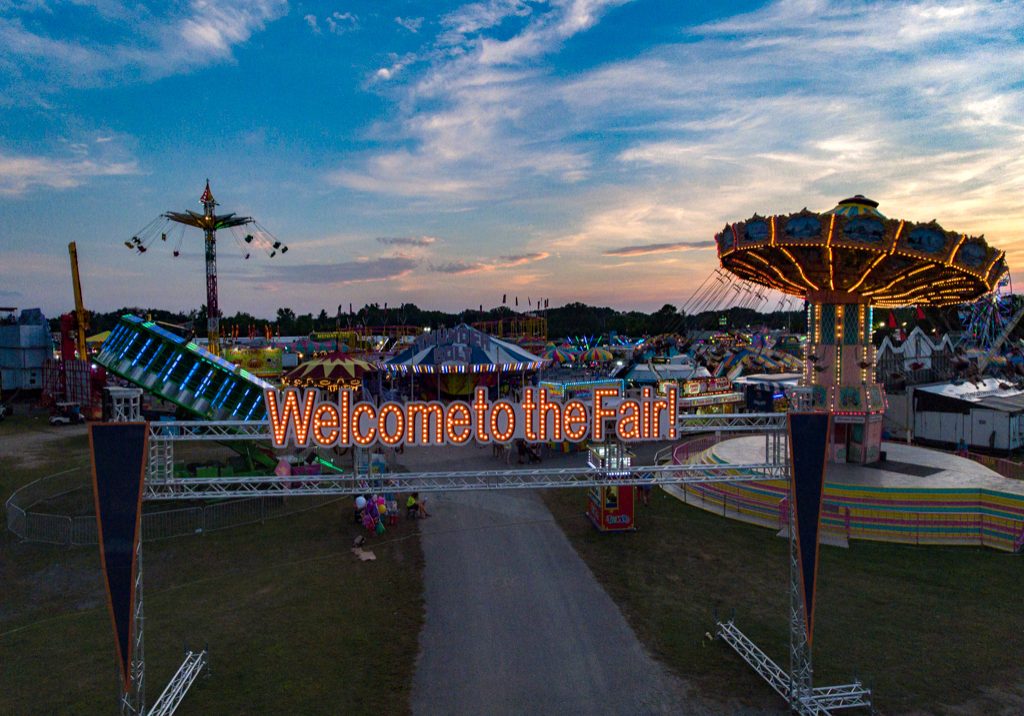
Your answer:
(162, 181), (253, 356)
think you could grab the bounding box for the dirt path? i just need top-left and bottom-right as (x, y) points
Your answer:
(400, 445), (714, 715)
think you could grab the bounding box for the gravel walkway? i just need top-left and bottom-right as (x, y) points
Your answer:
(401, 445), (714, 716)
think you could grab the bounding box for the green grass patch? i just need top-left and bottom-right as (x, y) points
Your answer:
(542, 487), (1024, 714)
(1, 436), (424, 715)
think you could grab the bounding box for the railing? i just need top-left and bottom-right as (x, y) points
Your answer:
(5, 468), (342, 546)
(965, 452), (1024, 481)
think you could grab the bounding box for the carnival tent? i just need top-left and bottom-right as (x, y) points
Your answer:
(579, 347), (613, 363)
(542, 347), (576, 364)
(281, 354), (376, 391)
(384, 323), (546, 374)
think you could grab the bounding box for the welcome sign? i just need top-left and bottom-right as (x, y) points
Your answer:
(266, 386), (678, 448)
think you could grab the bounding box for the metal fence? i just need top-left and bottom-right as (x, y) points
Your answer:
(5, 466), (343, 547)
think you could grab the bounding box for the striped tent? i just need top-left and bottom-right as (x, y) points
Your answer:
(385, 323), (546, 374)
(542, 347), (576, 364)
(282, 354), (376, 391)
(579, 347), (613, 363)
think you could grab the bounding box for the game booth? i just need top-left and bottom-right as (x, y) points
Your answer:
(586, 442), (636, 532)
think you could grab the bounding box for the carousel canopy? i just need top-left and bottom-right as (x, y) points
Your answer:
(579, 347), (613, 363)
(542, 347), (576, 364)
(384, 323), (546, 374)
(282, 353), (376, 391)
(717, 195), (1008, 307)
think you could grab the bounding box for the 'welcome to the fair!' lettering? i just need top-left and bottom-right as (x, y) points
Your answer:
(265, 386), (678, 448)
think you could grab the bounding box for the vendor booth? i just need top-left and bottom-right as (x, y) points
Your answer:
(678, 376), (743, 414)
(586, 442), (636, 532)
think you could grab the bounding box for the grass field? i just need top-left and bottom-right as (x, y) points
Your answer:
(0, 418), (424, 715)
(542, 487), (1024, 714)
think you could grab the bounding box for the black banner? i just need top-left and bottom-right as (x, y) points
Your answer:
(89, 422), (149, 691)
(787, 412), (830, 646)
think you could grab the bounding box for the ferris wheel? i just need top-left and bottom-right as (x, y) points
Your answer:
(958, 276), (1014, 352)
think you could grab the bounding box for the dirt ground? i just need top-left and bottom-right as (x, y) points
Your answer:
(0, 416), (88, 469)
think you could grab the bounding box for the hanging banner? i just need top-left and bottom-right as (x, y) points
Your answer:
(787, 412), (830, 646)
(89, 422), (149, 692)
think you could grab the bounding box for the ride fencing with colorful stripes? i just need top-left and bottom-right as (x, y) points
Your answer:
(672, 437), (1024, 553)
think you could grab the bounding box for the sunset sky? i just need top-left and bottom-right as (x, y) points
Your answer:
(2, 0), (1022, 319)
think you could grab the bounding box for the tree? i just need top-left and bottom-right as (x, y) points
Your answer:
(275, 307), (296, 335)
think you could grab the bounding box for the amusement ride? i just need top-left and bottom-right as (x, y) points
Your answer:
(76, 190), (1016, 716)
(124, 181), (287, 355)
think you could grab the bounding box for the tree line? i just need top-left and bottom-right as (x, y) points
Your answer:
(60, 301), (974, 342)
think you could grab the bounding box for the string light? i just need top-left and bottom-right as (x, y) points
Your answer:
(405, 403), (443, 444)
(616, 400), (641, 440)
(563, 400), (588, 441)
(489, 401), (516, 442)
(445, 402), (473, 444)
(592, 387), (620, 441)
(377, 402), (405, 446)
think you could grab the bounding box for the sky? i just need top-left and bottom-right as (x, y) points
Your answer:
(1, 0), (1022, 319)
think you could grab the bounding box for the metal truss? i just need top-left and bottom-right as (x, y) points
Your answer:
(147, 648), (209, 716)
(144, 462), (786, 500)
(151, 420), (268, 441)
(716, 619), (790, 700)
(120, 541), (145, 716)
(715, 494), (873, 714)
(716, 620), (870, 715)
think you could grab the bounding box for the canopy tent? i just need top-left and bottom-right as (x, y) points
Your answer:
(281, 354), (376, 392)
(384, 323), (546, 374)
(579, 347), (613, 363)
(542, 347), (576, 364)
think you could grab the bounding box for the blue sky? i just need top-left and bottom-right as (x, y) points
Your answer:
(2, 0), (1022, 319)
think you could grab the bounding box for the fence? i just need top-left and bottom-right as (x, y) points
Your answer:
(5, 466), (342, 547)
(966, 452), (1024, 481)
(669, 435), (1024, 553)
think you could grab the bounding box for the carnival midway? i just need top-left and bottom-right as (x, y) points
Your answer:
(3, 185), (1024, 716)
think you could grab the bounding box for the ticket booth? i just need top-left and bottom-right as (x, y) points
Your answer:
(586, 442), (636, 532)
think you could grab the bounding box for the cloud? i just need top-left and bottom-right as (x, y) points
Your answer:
(395, 16), (423, 33)
(333, 2), (626, 197)
(430, 261), (486, 275)
(304, 14), (320, 34)
(500, 251), (549, 266)
(0, 0), (288, 92)
(325, 11), (358, 35)
(265, 256), (418, 284)
(373, 53), (415, 82)
(0, 143), (139, 196)
(603, 241), (715, 257)
(429, 250), (549, 274)
(376, 236), (438, 247)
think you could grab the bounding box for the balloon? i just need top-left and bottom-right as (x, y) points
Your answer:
(378, 503), (387, 514)
(355, 496), (367, 509)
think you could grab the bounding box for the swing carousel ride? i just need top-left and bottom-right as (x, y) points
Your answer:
(122, 181), (288, 356)
(717, 194), (1008, 463)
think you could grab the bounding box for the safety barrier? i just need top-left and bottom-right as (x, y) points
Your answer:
(671, 440), (1024, 553)
(5, 466), (342, 546)
(966, 452), (1024, 481)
